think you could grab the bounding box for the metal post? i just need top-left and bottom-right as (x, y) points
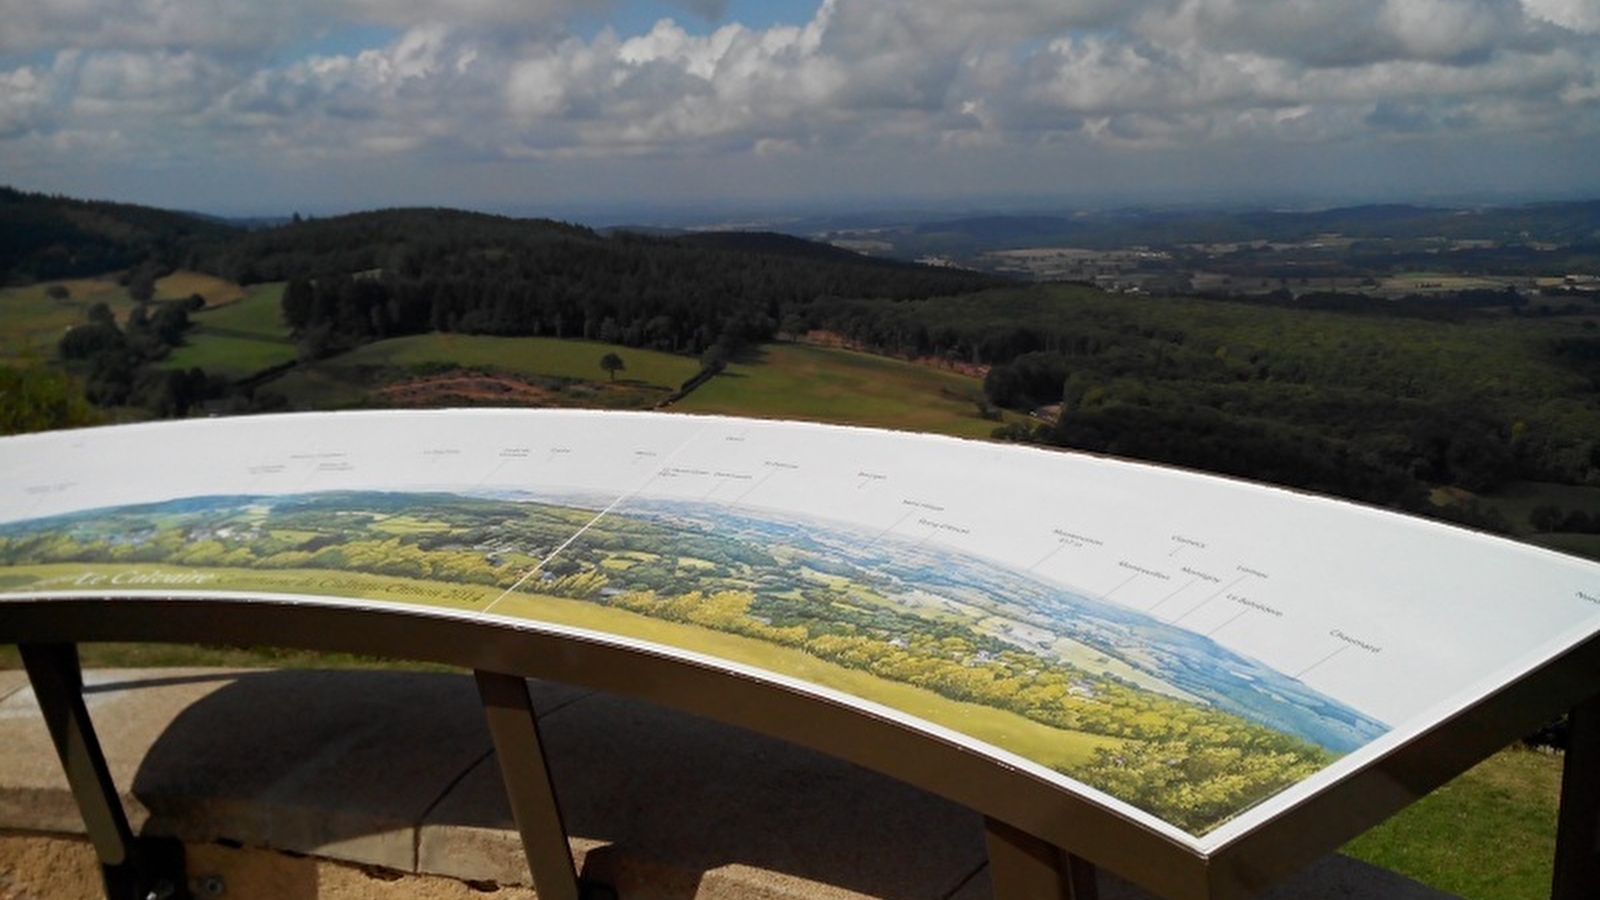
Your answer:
(475, 670), (588, 900)
(1553, 692), (1600, 900)
(19, 643), (184, 900)
(985, 817), (1099, 900)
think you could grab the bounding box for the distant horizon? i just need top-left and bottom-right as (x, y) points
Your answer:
(12, 179), (1600, 234)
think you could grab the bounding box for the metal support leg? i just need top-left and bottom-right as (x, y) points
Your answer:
(19, 643), (185, 900)
(475, 670), (589, 900)
(985, 818), (1098, 900)
(1553, 693), (1600, 900)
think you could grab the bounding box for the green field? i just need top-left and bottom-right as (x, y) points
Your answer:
(0, 277), (133, 361)
(3, 270), (255, 366)
(152, 270), (245, 306)
(679, 343), (1019, 439)
(160, 282), (295, 376)
(260, 335), (1015, 439)
(1436, 481), (1600, 563)
(266, 333), (703, 409)
(1482, 481), (1600, 530)
(346, 333), (702, 386)
(1381, 272), (1520, 293)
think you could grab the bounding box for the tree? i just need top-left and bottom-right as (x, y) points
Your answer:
(699, 343), (728, 375)
(600, 352), (625, 382)
(281, 278), (315, 333)
(58, 322), (126, 361)
(148, 301), (192, 347)
(126, 266), (157, 304)
(86, 302), (116, 327)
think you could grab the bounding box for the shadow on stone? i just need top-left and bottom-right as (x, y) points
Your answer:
(129, 669), (985, 899)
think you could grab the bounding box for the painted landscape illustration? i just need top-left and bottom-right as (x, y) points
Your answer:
(0, 485), (1387, 835)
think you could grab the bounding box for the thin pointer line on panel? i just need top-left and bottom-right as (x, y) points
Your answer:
(483, 426), (706, 616)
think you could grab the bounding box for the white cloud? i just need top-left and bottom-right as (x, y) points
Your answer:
(1522, 0), (1600, 32)
(1, 0), (1597, 207)
(69, 51), (230, 117)
(1137, 0), (1541, 67)
(0, 0), (316, 57)
(0, 66), (51, 138)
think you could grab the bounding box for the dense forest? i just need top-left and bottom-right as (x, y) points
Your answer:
(198, 207), (999, 362)
(800, 285), (1600, 519)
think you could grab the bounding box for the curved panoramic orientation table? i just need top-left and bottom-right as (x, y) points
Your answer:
(2, 409), (1599, 900)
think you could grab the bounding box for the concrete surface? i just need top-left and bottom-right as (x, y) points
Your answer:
(0, 668), (1465, 900)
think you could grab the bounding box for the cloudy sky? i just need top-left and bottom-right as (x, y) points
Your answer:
(2, 0), (1597, 219)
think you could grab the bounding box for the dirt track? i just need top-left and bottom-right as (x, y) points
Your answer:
(371, 373), (563, 406)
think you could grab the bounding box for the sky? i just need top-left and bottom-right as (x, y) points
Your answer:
(1, 0), (1598, 220)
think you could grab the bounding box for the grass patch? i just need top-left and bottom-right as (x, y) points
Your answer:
(368, 514), (454, 535)
(0, 277), (132, 361)
(153, 270), (245, 307)
(1381, 273), (1511, 292)
(677, 343), (1020, 439)
(1481, 481), (1600, 532)
(190, 282), (289, 334)
(2, 271), (255, 367)
(267, 333), (702, 410)
(1433, 481), (1600, 563)
(160, 282), (296, 377)
(339, 334), (700, 387)
(1343, 746), (1563, 900)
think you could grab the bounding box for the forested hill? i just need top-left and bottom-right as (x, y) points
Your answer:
(191, 206), (1000, 359)
(0, 186), (239, 283)
(196, 207), (596, 284)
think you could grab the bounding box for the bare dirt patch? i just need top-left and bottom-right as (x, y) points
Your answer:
(369, 370), (671, 410)
(372, 373), (564, 407)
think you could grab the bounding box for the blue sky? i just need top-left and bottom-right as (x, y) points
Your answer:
(1, 0), (1598, 220)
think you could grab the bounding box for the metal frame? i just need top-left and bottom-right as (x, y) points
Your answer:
(985, 818), (1099, 900)
(1553, 692), (1600, 900)
(5, 594), (1600, 900)
(18, 642), (186, 900)
(474, 668), (584, 900)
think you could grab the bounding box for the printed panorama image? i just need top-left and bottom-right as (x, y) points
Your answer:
(0, 484), (1387, 836)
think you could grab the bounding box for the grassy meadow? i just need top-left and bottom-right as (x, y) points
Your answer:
(153, 270), (245, 306)
(0, 276), (132, 361)
(159, 281), (296, 377)
(2, 270), (259, 365)
(267, 333), (703, 409)
(678, 343), (1021, 438)
(355, 333), (702, 387)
